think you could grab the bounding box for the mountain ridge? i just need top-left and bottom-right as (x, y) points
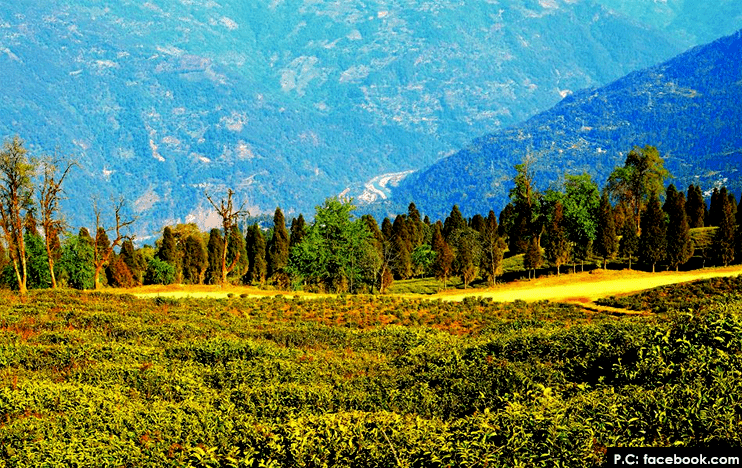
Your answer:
(381, 29), (742, 220)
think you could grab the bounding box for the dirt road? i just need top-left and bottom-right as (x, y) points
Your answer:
(437, 265), (742, 303)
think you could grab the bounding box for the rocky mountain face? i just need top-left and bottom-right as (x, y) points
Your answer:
(0, 1), (740, 235)
(383, 29), (742, 220)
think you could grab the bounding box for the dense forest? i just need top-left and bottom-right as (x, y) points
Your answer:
(1, 137), (741, 295)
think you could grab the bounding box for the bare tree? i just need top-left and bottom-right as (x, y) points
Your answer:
(205, 189), (248, 284)
(38, 154), (76, 288)
(93, 199), (136, 290)
(0, 136), (35, 294)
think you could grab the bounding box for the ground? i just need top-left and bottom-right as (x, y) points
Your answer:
(121, 265), (742, 310)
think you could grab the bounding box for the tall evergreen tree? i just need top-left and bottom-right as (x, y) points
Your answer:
(227, 224), (248, 279)
(480, 211), (505, 286)
(182, 234), (207, 284)
(452, 227), (480, 288)
(289, 214), (307, 249)
(619, 219), (639, 270)
(708, 188), (722, 227)
(391, 215), (412, 279)
(205, 228), (224, 285)
(119, 239), (141, 285)
(735, 194), (742, 264)
(381, 217), (394, 241)
(266, 207), (289, 279)
(523, 236), (542, 280)
(712, 193), (735, 266)
(431, 224), (453, 289)
(686, 184), (706, 228)
(443, 205), (467, 242)
(407, 202), (426, 248)
(544, 201), (570, 275)
(245, 224), (267, 285)
(469, 214), (486, 234)
(639, 192), (666, 273)
(665, 186), (693, 271)
(157, 226), (178, 265)
(595, 192), (618, 269)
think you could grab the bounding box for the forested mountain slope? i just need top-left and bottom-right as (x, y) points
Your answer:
(383, 29), (742, 219)
(2, 1), (739, 235)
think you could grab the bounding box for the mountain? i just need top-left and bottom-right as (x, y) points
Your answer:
(1, 1), (740, 236)
(382, 29), (742, 220)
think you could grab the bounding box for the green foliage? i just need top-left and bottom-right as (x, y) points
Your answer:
(479, 211), (505, 286)
(712, 189), (736, 267)
(57, 234), (95, 290)
(410, 244), (435, 277)
(182, 233), (207, 285)
(619, 219), (640, 269)
(144, 257), (176, 285)
(544, 201), (570, 274)
(639, 192), (667, 272)
(267, 207), (289, 278)
(245, 224), (267, 286)
(607, 145), (669, 233)
(686, 184), (706, 228)
(205, 229), (224, 285)
(287, 198), (375, 293)
(431, 224), (454, 287)
(594, 192), (617, 268)
(3, 282), (741, 466)
(664, 185), (693, 270)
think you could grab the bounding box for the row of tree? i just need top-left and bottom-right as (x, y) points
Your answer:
(1, 137), (741, 294)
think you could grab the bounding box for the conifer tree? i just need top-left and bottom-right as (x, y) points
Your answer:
(381, 217), (394, 241)
(391, 215), (412, 279)
(665, 186), (693, 271)
(480, 210), (505, 286)
(453, 227), (480, 288)
(595, 192), (617, 269)
(157, 226), (178, 265)
(619, 220), (639, 269)
(267, 207), (289, 281)
(498, 203), (515, 239)
(712, 193), (735, 266)
(708, 188), (722, 227)
(245, 224), (267, 285)
(227, 225), (248, 279)
(182, 234), (207, 284)
(119, 239), (141, 285)
(470, 214), (486, 234)
(443, 205), (467, 242)
(289, 214), (306, 249)
(205, 228), (224, 285)
(544, 201), (570, 275)
(735, 194), (742, 264)
(686, 184), (706, 228)
(431, 224), (453, 288)
(407, 202), (426, 248)
(638, 192), (666, 272)
(523, 236), (542, 279)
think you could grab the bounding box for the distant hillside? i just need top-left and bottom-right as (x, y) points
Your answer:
(3, 1), (740, 237)
(382, 29), (742, 220)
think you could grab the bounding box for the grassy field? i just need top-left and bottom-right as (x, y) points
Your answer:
(1, 271), (742, 466)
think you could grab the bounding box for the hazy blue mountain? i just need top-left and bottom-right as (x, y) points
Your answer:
(382, 29), (742, 220)
(0, 1), (740, 236)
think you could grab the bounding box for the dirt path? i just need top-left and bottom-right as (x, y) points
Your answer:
(126, 266), (742, 305)
(436, 265), (742, 304)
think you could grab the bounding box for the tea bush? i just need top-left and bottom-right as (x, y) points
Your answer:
(0, 288), (740, 467)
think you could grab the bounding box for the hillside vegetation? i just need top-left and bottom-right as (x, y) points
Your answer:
(1, 281), (741, 466)
(4, 1), (741, 233)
